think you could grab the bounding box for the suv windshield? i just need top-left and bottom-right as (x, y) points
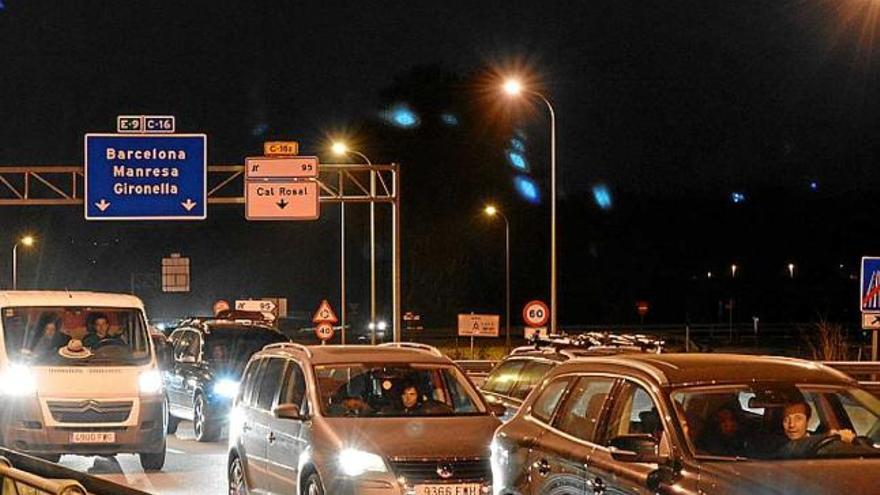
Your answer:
(2, 306), (151, 366)
(672, 384), (880, 460)
(203, 325), (287, 371)
(315, 363), (485, 417)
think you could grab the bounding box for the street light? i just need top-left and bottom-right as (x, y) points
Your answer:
(484, 205), (511, 351)
(332, 141), (378, 344)
(788, 263), (796, 279)
(502, 77), (558, 334)
(731, 264), (738, 278)
(12, 235), (35, 290)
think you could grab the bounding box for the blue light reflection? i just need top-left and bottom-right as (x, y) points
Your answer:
(506, 150), (528, 171)
(514, 176), (540, 204)
(592, 184), (613, 210)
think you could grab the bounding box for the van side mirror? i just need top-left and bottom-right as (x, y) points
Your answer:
(274, 403), (307, 421)
(609, 434), (663, 464)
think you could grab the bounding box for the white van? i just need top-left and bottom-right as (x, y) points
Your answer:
(0, 291), (166, 470)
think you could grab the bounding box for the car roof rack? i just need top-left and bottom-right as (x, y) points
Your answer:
(263, 342), (313, 358)
(518, 331), (664, 355)
(377, 342), (443, 357)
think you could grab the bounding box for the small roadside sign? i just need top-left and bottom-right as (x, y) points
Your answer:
(235, 299), (277, 314)
(861, 257), (880, 312)
(213, 299), (231, 316)
(457, 314), (500, 337)
(524, 326), (549, 340)
(263, 141), (299, 156)
(245, 156), (318, 179)
(245, 181), (319, 220)
(315, 323), (335, 341)
(117, 115), (175, 134)
(161, 253), (190, 292)
(863, 313), (880, 330)
(523, 300), (550, 328)
(312, 300), (339, 324)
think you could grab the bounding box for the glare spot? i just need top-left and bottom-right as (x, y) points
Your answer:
(731, 192), (746, 204)
(510, 137), (526, 153)
(592, 184), (613, 210)
(514, 128), (527, 140)
(382, 104), (420, 128)
(809, 181), (819, 191)
(440, 113), (459, 126)
(506, 150), (528, 171)
(514, 176), (540, 204)
(251, 122), (268, 136)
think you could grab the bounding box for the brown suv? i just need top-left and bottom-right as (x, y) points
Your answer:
(227, 342), (504, 495)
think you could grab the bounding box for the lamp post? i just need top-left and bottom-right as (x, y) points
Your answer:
(12, 235), (35, 290)
(485, 205), (511, 351)
(503, 79), (558, 334)
(332, 142), (377, 344)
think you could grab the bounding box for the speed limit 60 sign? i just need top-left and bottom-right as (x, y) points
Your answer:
(523, 300), (550, 327)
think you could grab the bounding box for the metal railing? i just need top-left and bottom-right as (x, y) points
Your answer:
(0, 456), (86, 495)
(0, 449), (150, 495)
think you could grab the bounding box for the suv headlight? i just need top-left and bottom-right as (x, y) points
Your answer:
(139, 370), (163, 395)
(0, 364), (37, 397)
(213, 378), (240, 398)
(338, 448), (387, 476)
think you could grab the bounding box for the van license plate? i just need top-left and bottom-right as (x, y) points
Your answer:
(70, 432), (116, 444)
(414, 484), (481, 495)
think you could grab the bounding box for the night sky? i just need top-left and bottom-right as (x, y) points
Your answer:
(1, 1), (878, 331)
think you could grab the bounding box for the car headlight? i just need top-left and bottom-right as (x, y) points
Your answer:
(338, 448), (387, 477)
(138, 370), (163, 395)
(213, 378), (240, 398)
(0, 364), (37, 397)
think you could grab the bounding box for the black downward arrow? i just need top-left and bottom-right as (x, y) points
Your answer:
(277, 199), (289, 209)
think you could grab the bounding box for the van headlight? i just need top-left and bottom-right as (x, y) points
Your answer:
(338, 448), (387, 476)
(0, 364), (37, 397)
(139, 370), (163, 395)
(213, 378), (240, 398)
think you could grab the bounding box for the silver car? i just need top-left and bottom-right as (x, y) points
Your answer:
(227, 342), (504, 495)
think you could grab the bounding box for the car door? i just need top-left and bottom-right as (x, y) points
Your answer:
(166, 329), (195, 415)
(244, 357), (287, 494)
(180, 330), (204, 411)
(586, 380), (667, 495)
(237, 358), (268, 493)
(528, 375), (616, 494)
(267, 360), (309, 495)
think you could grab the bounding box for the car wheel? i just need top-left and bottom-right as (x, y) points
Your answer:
(139, 443), (166, 472)
(167, 404), (181, 435)
(228, 456), (248, 495)
(193, 394), (220, 442)
(303, 472), (324, 495)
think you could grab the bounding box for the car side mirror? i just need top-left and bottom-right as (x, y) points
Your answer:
(488, 403), (507, 417)
(609, 434), (664, 464)
(274, 403), (307, 421)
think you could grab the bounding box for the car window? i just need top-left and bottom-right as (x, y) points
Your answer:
(531, 377), (572, 423)
(173, 330), (198, 361)
(602, 381), (663, 443)
(483, 359), (528, 396)
(552, 376), (615, 442)
(255, 358), (287, 411)
(240, 358), (266, 407)
(509, 361), (553, 400)
(279, 361), (307, 408)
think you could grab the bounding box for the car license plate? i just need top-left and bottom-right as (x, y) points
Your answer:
(70, 432), (116, 444)
(414, 484), (481, 495)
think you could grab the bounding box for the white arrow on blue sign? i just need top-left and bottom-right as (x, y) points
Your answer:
(84, 134), (207, 220)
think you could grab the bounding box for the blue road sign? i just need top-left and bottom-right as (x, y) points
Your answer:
(84, 134), (207, 220)
(860, 257), (880, 312)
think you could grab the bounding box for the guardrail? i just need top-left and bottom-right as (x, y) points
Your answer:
(822, 361), (880, 397)
(0, 448), (150, 495)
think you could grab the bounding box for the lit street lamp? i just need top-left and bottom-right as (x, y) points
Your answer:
(12, 235), (35, 290)
(484, 205), (511, 351)
(787, 263), (796, 279)
(731, 264), (738, 278)
(332, 142), (378, 344)
(503, 77), (558, 334)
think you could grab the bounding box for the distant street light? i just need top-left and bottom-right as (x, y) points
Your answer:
(484, 205), (511, 351)
(788, 263), (796, 279)
(502, 77), (558, 334)
(731, 264), (738, 278)
(12, 235), (35, 290)
(332, 141), (378, 344)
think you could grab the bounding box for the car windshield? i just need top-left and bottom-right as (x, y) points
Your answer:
(2, 306), (151, 366)
(314, 363), (486, 417)
(203, 326), (287, 371)
(672, 384), (880, 460)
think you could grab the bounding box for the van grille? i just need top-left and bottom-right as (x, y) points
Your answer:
(47, 400), (133, 423)
(389, 458), (490, 483)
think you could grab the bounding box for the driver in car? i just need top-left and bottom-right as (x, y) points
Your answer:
(776, 400), (858, 458)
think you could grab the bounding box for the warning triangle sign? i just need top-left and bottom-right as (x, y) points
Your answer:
(312, 299), (339, 324)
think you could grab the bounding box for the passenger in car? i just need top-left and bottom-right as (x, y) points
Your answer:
(698, 404), (746, 456)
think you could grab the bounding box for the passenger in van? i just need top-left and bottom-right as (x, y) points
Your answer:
(31, 317), (69, 357)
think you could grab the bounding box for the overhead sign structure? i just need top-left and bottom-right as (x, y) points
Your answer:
(245, 181), (319, 220)
(235, 299), (277, 314)
(161, 253), (190, 292)
(117, 115), (175, 134)
(263, 141), (300, 157)
(245, 156), (318, 179)
(84, 132), (207, 220)
(861, 257), (880, 314)
(457, 314), (500, 337)
(522, 300), (550, 328)
(312, 300), (339, 325)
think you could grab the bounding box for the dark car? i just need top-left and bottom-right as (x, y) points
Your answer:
(482, 333), (663, 421)
(165, 318), (288, 441)
(491, 354), (880, 495)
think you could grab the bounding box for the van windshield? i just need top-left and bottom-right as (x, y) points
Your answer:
(2, 306), (152, 366)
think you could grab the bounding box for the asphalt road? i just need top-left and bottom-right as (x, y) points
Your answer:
(58, 421), (227, 495)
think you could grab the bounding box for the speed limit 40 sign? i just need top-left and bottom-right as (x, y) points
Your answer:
(523, 300), (550, 328)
